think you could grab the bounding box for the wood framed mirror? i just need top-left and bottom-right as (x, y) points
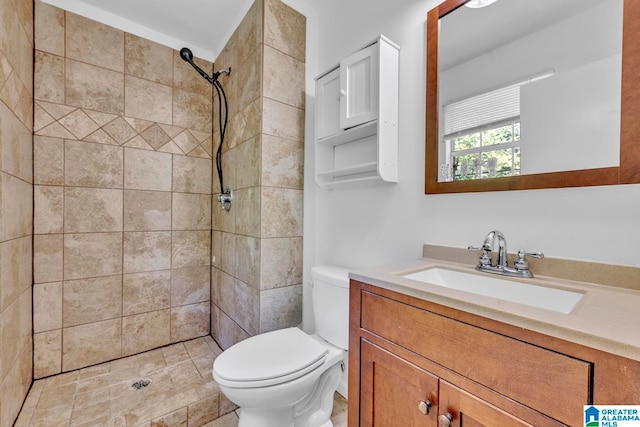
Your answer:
(425, 0), (640, 194)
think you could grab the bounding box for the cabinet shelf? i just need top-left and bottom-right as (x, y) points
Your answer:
(316, 120), (377, 147)
(317, 161), (378, 178)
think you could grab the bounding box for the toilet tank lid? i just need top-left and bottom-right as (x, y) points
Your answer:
(311, 266), (351, 289)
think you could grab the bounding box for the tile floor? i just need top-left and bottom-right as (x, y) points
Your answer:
(14, 335), (348, 427)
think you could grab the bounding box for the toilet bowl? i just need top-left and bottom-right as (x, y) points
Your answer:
(212, 266), (351, 427)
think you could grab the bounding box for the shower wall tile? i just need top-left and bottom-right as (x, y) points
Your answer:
(34, 0), (64, 56)
(65, 59), (125, 114)
(172, 230), (211, 269)
(124, 75), (172, 124)
(235, 235), (260, 289)
(0, 173), (32, 241)
(229, 45), (262, 123)
(34, 51), (64, 103)
(170, 302), (210, 342)
(264, 0), (306, 63)
(63, 187), (123, 232)
(33, 282), (62, 332)
(0, 236), (32, 312)
(123, 190), (172, 231)
(260, 237), (303, 290)
(172, 155), (212, 194)
(125, 34), (173, 86)
(33, 234), (63, 284)
(211, 304), (249, 351)
(171, 266), (210, 306)
(123, 231), (172, 273)
(172, 51), (213, 95)
(262, 134), (304, 189)
(261, 187), (303, 237)
(236, 136), (260, 189)
(211, 231), (222, 269)
(234, 187), (261, 238)
(212, 271), (259, 335)
(259, 285), (302, 333)
(0, 102), (32, 181)
(263, 45), (305, 109)
(262, 97), (304, 142)
(65, 12), (124, 72)
(122, 309), (171, 356)
(172, 193), (212, 230)
(63, 232), (123, 280)
(62, 318), (122, 371)
(123, 271), (171, 315)
(1, 289), (32, 380)
(124, 148), (172, 191)
(34, 330), (62, 378)
(220, 233), (237, 277)
(34, 185), (63, 234)
(173, 88), (213, 133)
(62, 276), (123, 327)
(64, 140), (124, 188)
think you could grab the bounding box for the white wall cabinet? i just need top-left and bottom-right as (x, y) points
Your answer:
(315, 35), (399, 187)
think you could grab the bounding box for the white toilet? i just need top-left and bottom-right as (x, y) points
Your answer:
(212, 266), (350, 427)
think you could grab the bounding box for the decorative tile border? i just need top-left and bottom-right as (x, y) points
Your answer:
(35, 100), (213, 159)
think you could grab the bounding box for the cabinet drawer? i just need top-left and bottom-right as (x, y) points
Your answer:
(360, 291), (592, 425)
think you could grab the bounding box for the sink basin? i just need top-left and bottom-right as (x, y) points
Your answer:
(401, 267), (584, 314)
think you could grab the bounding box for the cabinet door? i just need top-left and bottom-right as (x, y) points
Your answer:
(316, 68), (342, 140)
(340, 43), (379, 129)
(437, 381), (534, 427)
(359, 340), (438, 427)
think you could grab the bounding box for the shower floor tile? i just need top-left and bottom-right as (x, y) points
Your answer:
(15, 336), (230, 427)
(15, 335), (348, 426)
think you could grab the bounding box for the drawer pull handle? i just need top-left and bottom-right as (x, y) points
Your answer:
(438, 413), (453, 427)
(417, 399), (432, 415)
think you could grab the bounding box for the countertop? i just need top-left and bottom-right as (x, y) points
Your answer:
(349, 257), (640, 362)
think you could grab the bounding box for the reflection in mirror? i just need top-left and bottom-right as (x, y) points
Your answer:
(437, 0), (623, 183)
(425, 0), (640, 194)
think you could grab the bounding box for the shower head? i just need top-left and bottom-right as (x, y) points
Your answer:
(179, 47), (231, 84)
(179, 47), (194, 62)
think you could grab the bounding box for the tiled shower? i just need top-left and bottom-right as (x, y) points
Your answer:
(0, 0), (306, 425)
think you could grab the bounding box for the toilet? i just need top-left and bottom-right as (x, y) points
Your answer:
(212, 266), (350, 427)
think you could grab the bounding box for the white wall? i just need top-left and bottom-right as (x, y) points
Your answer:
(301, 0), (640, 323)
(291, 0), (640, 401)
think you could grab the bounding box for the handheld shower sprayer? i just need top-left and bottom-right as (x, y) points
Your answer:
(179, 47), (231, 84)
(180, 46), (233, 211)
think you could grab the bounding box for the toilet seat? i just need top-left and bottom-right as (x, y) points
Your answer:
(213, 327), (329, 388)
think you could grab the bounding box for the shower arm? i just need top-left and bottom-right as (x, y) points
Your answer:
(179, 47), (230, 84)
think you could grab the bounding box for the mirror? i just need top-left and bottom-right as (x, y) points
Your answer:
(426, 0), (640, 194)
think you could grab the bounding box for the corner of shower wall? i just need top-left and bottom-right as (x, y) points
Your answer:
(0, 0), (34, 425)
(32, 0), (214, 378)
(210, 0), (306, 350)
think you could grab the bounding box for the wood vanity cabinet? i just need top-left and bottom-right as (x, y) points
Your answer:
(348, 280), (640, 427)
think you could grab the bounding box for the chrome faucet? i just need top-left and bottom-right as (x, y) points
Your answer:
(469, 230), (544, 278)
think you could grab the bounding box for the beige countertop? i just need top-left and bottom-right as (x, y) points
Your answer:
(350, 257), (640, 362)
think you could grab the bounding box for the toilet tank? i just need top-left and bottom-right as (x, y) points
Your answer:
(311, 266), (351, 350)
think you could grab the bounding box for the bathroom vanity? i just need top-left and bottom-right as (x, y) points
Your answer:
(348, 256), (640, 426)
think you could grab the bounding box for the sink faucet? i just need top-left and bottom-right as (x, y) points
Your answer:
(482, 230), (508, 269)
(469, 230), (544, 278)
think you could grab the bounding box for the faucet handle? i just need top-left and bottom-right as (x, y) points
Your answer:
(514, 250), (544, 272)
(468, 245), (491, 267)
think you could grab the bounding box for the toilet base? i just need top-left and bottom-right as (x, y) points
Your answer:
(232, 361), (342, 427)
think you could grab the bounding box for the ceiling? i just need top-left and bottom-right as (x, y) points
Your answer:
(41, 0), (256, 61)
(439, 0), (606, 70)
